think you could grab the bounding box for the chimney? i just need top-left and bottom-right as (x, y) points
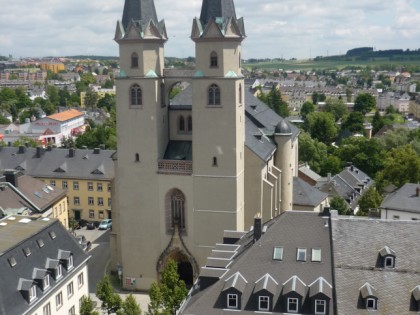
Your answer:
(327, 173), (331, 181)
(350, 165), (354, 172)
(93, 148), (100, 154)
(69, 148), (75, 158)
(322, 206), (331, 217)
(417, 187), (420, 197)
(36, 147), (42, 158)
(4, 170), (22, 187)
(18, 145), (25, 154)
(99, 144), (105, 150)
(253, 214), (262, 242)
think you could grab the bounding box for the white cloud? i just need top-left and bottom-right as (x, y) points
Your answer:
(1, 0), (419, 59)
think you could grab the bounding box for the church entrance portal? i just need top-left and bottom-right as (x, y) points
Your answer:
(165, 250), (194, 287)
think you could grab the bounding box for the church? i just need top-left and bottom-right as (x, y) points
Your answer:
(110, 0), (299, 290)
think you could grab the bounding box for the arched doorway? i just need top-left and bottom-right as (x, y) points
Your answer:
(167, 250), (194, 287)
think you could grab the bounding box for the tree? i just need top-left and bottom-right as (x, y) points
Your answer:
(341, 112), (365, 134)
(118, 294), (142, 315)
(300, 101), (315, 120)
(305, 112), (338, 144)
(346, 88), (353, 102)
(61, 136), (75, 148)
(330, 196), (352, 215)
(354, 93), (376, 114)
(311, 92), (326, 104)
(97, 94), (116, 112)
(375, 145), (420, 191)
(321, 155), (341, 177)
(324, 98), (348, 121)
(96, 275), (123, 315)
(84, 87), (99, 110)
(371, 110), (384, 135)
(46, 85), (60, 107)
(147, 259), (188, 315)
(357, 186), (383, 216)
(258, 86), (290, 117)
(81, 73), (97, 85)
(298, 132), (328, 174)
(80, 296), (100, 315)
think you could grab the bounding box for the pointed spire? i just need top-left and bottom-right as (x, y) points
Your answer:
(200, 0), (237, 26)
(122, 0), (158, 30)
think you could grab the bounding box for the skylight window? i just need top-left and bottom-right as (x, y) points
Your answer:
(8, 256), (17, 267)
(273, 247), (284, 261)
(297, 248), (307, 262)
(312, 248), (322, 262)
(49, 231), (56, 240)
(23, 247), (31, 257)
(37, 239), (45, 248)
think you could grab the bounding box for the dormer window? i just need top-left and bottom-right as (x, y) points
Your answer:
(227, 293), (238, 309)
(297, 248), (307, 261)
(384, 256), (394, 268)
(55, 264), (62, 280)
(315, 300), (326, 314)
(366, 298), (376, 310)
(29, 285), (37, 302)
(43, 275), (50, 290)
(68, 255), (74, 270)
(379, 246), (396, 268)
(259, 296), (269, 311)
(288, 298), (298, 313)
(210, 51), (218, 68)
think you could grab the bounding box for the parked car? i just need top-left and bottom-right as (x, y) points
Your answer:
(76, 219), (88, 229)
(86, 221), (97, 230)
(98, 219), (112, 230)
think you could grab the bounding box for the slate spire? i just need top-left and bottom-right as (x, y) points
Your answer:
(199, 0), (237, 26)
(122, 0), (159, 30)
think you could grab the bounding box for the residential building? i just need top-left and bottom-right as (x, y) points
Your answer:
(317, 165), (373, 212)
(39, 60), (65, 74)
(293, 177), (329, 212)
(0, 146), (115, 222)
(380, 183), (420, 220)
(80, 85), (116, 108)
(178, 211), (334, 314)
(0, 109), (85, 147)
(111, 0), (299, 290)
(0, 170), (69, 228)
(0, 215), (90, 315)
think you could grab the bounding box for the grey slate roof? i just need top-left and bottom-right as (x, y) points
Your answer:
(0, 174), (67, 213)
(293, 177), (328, 207)
(179, 211), (334, 314)
(199, 0), (237, 25)
(0, 147), (115, 181)
(331, 211), (420, 314)
(0, 216), (89, 315)
(122, 0), (158, 29)
(380, 183), (420, 213)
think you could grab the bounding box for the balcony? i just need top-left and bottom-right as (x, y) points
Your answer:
(157, 160), (192, 175)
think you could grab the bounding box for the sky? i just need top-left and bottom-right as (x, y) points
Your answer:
(1, 0), (420, 60)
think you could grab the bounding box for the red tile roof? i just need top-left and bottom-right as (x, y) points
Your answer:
(48, 109), (83, 122)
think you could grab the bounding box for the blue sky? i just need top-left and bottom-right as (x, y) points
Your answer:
(1, 0), (419, 59)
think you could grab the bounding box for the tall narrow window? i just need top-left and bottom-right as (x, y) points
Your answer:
(259, 296), (269, 311)
(171, 191), (185, 229)
(179, 116), (185, 133)
(130, 84), (142, 106)
(187, 116), (192, 132)
(131, 53), (139, 68)
(208, 84), (221, 105)
(210, 51), (218, 68)
(288, 298), (298, 313)
(239, 84), (242, 104)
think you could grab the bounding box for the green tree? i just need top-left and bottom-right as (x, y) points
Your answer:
(354, 93), (376, 114)
(324, 98), (348, 121)
(320, 155), (341, 177)
(60, 136), (75, 148)
(84, 87), (99, 110)
(375, 145), (420, 191)
(81, 73), (97, 85)
(298, 132), (328, 174)
(118, 294), (142, 315)
(300, 101), (315, 120)
(311, 92), (326, 104)
(357, 186), (383, 216)
(97, 94), (116, 112)
(341, 112), (365, 134)
(330, 196), (352, 215)
(258, 87), (290, 117)
(46, 85), (60, 106)
(305, 112), (338, 144)
(346, 88), (353, 102)
(80, 296), (100, 315)
(0, 114), (10, 124)
(147, 259), (188, 315)
(102, 79), (114, 89)
(371, 110), (384, 135)
(96, 275), (123, 315)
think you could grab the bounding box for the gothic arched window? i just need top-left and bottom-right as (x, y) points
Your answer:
(130, 84), (142, 106)
(179, 116), (185, 133)
(171, 190), (185, 229)
(208, 84), (221, 106)
(131, 53), (139, 68)
(210, 51), (218, 68)
(187, 116), (192, 132)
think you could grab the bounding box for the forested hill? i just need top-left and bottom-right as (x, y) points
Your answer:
(315, 47), (420, 61)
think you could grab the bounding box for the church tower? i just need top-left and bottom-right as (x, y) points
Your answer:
(190, 0), (246, 258)
(111, 0), (169, 290)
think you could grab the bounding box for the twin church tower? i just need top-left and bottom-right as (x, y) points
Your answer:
(110, 0), (298, 290)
